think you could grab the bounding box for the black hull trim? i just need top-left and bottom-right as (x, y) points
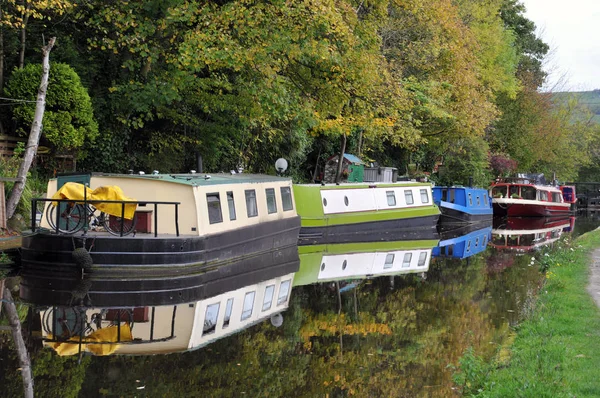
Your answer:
(439, 208), (493, 224)
(298, 215), (439, 245)
(21, 216), (300, 275)
(20, 247), (300, 307)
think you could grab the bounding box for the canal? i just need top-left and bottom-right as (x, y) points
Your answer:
(1, 214), (599, 397)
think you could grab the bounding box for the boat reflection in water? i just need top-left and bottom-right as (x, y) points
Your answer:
(433, 222), (492, 259)
(489, 217), (574, 253)
(293, 236), (439, 288)
(21, 247), (299, 356)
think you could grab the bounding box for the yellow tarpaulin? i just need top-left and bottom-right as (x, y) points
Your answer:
(52, 182), (137, 220)
(46, 323), (133, 356)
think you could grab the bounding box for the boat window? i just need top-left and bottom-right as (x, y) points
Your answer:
(418, 252), (428, 267)
(521, 186), (536, 200)
(207, 193), (223, 224)
(203, 303), (220, 335)
(223, 298), (234, 328)
(552, 192), (562, 203)
(476, 196), (481, 206)
(467, 240), (471, 252)
(402, 253), (412, 267)
(386, 191), (396, 206)
(241, 291), (256, 321)
(342, 260), (348, 270)
(405, 190), (414, 205)
(277, 280), (291, 305)
(280, 187), (294, 211)
(245, 190), (258, 217)
(384, 253), (395, 269)
(266, 188), (277, 214)
(509, 186), (520, 197)
(483, 235), (488, 246)
(538, 190), (548, 201)
(449, 189), (455, 203)
(468, 193), (473, 206)
(420, 189), (429, 203)
(262, 285), (275, 311)
(491, 186), (506, 198)
(447, 245), (454, 256)
(484, 194), (488, 204)
(475, 237), (479, 247)
(227, 191), (236, 221)
(441, 189), (448, 202)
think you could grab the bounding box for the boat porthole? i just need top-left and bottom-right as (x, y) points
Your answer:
(344, 196), (349, 206)
(321, 263), (325, 271)
(342, 260), (347, 270)
(323, 198), (328, 207)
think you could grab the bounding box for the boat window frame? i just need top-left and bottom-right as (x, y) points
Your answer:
(245, 189), (259, 218)
(266, 188), (278, 214)
(280, 187), (294, 211)
(386, 191), (396, 206)
(521, 186), (536, 200)
(417, 252), (428, 267)
(202, 302), (220, 336)
(277, 279), (291, 306)
(206, 192), (223, 224)
(552, 192), (562, 203)
(223, 298), (234, 328)
(384, 253), (395, 269)
(402, 253), (412, 267)
(241, 291), (256, 321)
(262, 284), (276, 311)
(476, 196), (481, 206)
(227, 191), (236, 221)
(404, 190), (414, 205)
(491, 186), (507, 198)
(420, 189), (429, 204)
(468, 193), (473, 206)
(538, 190), (548, 201)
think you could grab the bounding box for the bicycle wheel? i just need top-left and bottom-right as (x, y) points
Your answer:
(45, 203), (85, 234)
(101, 212), (137, 236)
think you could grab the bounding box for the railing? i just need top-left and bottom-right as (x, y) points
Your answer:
(31, 197), (180, 237)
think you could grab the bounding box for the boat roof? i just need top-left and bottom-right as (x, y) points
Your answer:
(78, 172), (291, 187)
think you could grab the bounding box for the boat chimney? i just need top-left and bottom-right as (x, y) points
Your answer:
(469, 176), (473, 188)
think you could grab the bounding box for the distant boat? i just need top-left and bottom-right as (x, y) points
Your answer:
(432, 186), (493, 224)
(293, 182), (440, 245)
(489, 175), (570, 217)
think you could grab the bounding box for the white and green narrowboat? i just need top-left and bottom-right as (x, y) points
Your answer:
(293, 182), (440, 244)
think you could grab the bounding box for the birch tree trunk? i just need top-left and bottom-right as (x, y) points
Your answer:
(2, 287), (34, 398)
(6, 37), (56, 220)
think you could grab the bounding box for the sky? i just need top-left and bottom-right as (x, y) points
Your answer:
(521, 0), (600, 92)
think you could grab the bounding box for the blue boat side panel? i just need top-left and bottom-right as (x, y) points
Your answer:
(433, 226), (492, 259)
(433, 187), (493, 223)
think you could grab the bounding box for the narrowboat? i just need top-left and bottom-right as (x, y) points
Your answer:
(489, 217), (572, 252)
(293, 238), (438, 287)
(432, 186), (493, 224)
(433, 223), (492, 259)
(293, 182), (440, 245)
(22, 172), (300, 276)
(560, 185), (577, 210)
(23, 247), (299, 356)
(490, 176), (570, 217)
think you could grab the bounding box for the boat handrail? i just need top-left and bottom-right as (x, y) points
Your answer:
(31, 197), (181, 237)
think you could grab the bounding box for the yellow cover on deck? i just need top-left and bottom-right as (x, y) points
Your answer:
(52, 182), (137, 220)
(46, 323), (133, 356)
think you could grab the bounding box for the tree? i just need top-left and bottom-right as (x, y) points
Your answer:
(5, 36), (55, 220)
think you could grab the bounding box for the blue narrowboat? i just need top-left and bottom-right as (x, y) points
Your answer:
(432, 186), (493, 224)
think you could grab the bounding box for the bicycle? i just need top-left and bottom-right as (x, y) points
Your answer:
(45, 201), (136, 236)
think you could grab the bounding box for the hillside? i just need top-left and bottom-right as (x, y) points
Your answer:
(552, 90), (600, 124)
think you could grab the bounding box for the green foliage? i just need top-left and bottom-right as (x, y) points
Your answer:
(433, 137), (492, 187)
(451, 346), (492, 396)
(5, 62), (98, 153)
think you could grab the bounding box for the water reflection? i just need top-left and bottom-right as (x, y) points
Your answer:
(4, 216), (597, 397)
(490, 217), (574, 253)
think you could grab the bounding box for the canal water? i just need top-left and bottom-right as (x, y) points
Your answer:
(1, 214), (599, 397)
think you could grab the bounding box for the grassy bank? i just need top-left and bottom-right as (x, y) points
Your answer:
(456, 229), (600, 397)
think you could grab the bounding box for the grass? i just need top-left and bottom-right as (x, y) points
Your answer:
(453, 230), (600, 397)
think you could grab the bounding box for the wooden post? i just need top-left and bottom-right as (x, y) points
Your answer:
(0, 181), (5, 230)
